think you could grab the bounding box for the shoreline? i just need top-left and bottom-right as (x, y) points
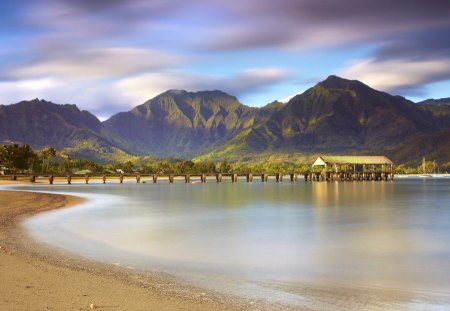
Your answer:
(0, 181), (277, 311)
(2, 180), (449, 310)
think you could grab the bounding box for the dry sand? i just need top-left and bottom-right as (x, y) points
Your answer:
(0, 180), (272, 311)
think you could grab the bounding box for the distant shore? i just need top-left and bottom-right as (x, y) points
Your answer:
(394, 173), (450, 178)
(0, 180), (269, 311)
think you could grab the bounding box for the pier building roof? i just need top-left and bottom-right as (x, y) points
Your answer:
(312, 156), (393, 166)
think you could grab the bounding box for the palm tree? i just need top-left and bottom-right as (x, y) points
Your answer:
(41, 147), (56, 175)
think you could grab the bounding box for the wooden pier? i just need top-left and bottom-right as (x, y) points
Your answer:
(4, 155), (395, 185)
(5, 170), (394, 185)
(16, 171), (393, 185)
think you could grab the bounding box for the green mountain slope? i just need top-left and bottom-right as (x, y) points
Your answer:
(0, 99), (128, 162)
(417, 97), (450, 106)
(1, 77), (448, 165)
(416, 99), (450, 129)
(103, 90), (280, 157)
(198, 76), (443, 161)
(388, 129), (450, 166)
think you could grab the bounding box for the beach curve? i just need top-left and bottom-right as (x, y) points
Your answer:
(0, 181), (272, 311)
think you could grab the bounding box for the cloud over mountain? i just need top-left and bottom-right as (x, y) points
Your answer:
(1, 0), (449, 117)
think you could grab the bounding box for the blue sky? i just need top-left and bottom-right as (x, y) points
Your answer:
(1, 0), (450, 119)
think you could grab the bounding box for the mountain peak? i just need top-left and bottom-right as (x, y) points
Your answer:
(0, 99), (104, 151)
(104, 89), (255, 157)
(318, 75), (366, 89)
(16, 99), (83, 112)
(162, 89), (233, 98)
(165, 89), (187, 95)
(417, 97), (450, 106)
(324, 74), (343, 81)
(27, 98), (51, 104)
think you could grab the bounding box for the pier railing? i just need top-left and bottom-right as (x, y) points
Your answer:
(1, 171), (395, 184)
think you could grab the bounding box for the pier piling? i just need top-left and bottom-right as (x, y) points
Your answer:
(261, 174), (268, 182)
(276, 173), (283, 182)
(216, 173), (222, 182)
(246, 173), (253, 182)
(231, 173), (238, 183)
(290, 173), (298, 182)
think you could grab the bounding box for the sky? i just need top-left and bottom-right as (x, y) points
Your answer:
(1, 0), (450, 120)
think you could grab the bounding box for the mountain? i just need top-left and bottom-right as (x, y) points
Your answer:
(1, 76), (448, 165)
(417, 97), (450, 106)
(416, 98), (450, 129)
(0, 99), (128, 162)
(198, 76), (444, 161)
(103, 90), (279, 157)
(388, 129), (450, 166)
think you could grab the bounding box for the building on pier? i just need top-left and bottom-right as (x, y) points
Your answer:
(313, 156), (393, 170)
(311, 155), (394, 181)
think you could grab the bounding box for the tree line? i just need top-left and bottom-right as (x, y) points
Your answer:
(0, 144), (314, 175)
(1, 144), (449, 176)
(0, 144), (57, 175)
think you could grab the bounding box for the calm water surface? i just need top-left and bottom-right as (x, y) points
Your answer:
(17, 178), (450, 309)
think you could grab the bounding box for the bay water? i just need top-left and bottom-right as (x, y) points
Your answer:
(18, 177), (450, 309)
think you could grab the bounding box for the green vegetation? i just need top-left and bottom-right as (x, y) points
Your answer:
(2, 144), (448, 176)
(102, 90), (263, 157)
(0, 144), (35, 173)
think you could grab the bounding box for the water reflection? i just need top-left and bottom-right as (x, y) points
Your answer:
(21, 179), (450, 308)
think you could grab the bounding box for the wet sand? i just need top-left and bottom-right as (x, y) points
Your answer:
(0, 181), (266, 311)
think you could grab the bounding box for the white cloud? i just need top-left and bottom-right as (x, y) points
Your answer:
(9, 47), (188, 80)
(116, 67), (292, 105)
(0, 66), (291, 118)
(0, 77), (131, 117)
(339, 58), (450, 94)
(0, 46), (192, 116)
(4, 0), (449, 116)
(115, 71), (196, 105)
(0, 78), (63, 104)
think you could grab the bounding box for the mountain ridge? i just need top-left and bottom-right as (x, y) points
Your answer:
(1, 76), (449, 164)
(103, 89), (280, 156)
(0, 98), (130, 162)
(197, 75), (443, 161)
(416, 97), (450, 106)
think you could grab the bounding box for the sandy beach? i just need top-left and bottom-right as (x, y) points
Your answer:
(0, 180), (264, 311)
